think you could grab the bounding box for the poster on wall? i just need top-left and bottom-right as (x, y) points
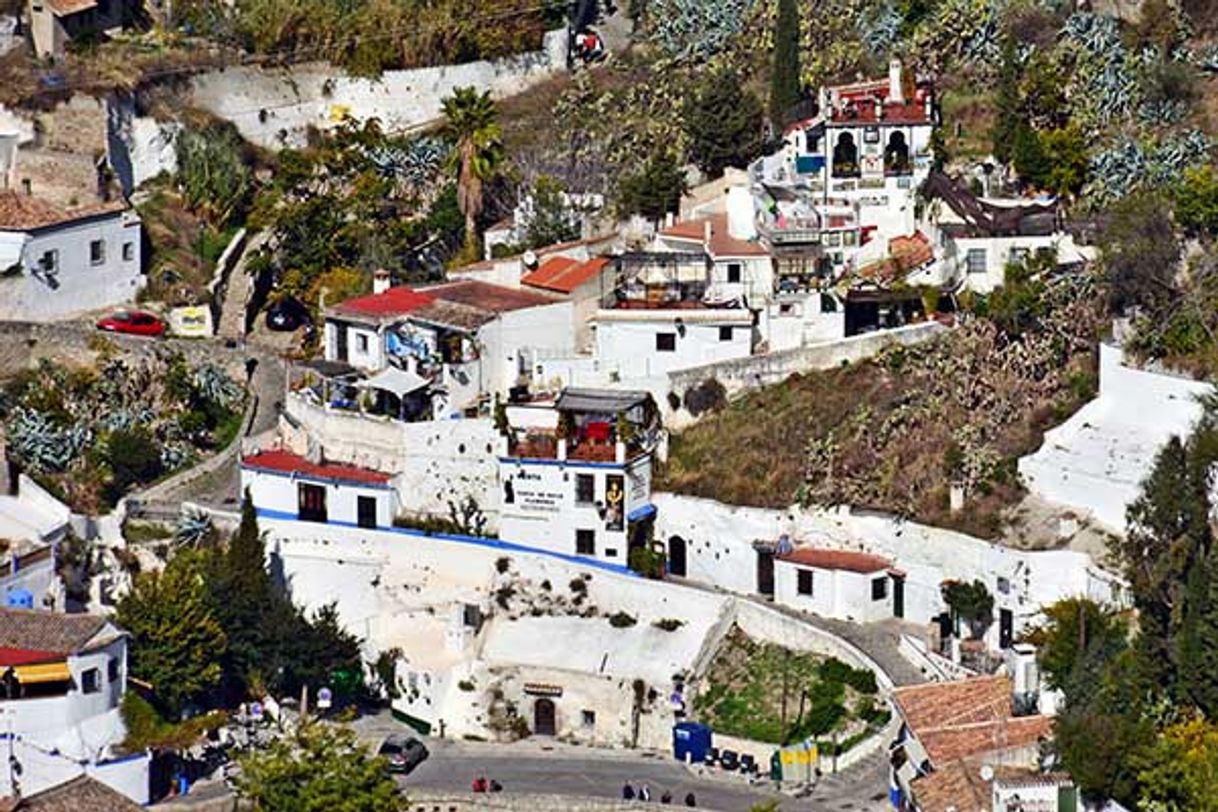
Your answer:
(604, 474), (624, 531)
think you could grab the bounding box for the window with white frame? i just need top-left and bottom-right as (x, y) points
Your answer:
(797, 569), (813, 595)
(356, 333), (369, 353)
(966, 248), (987, 274)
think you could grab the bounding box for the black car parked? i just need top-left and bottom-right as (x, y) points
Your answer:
(265, 296), (313, 332)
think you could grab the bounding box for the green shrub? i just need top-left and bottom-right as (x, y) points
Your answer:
(608, 611), (638, 628)
(653, 618), (685, 632)
(106, 427), (163, 493)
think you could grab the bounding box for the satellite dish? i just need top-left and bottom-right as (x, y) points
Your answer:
(979, 764), (994, 782)
(522, 250), (539, 269)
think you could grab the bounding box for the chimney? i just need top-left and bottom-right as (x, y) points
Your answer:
(21, 178), (31, 196)
(889, 59), (904, 105)
(703, 219), (712, 247)
(372, 268), (391, 295)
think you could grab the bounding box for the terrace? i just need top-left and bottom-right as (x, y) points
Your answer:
(599, 252), (715, 310)
(504, 388), (660, 464)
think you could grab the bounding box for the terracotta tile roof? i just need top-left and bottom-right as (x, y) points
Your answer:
(418, 279), (559, 313)
(522, 256), (610, 294)
(660, 214), (770, 257)
(0, 609), (111, 656)
(241, 449), (392, 486)
(912, 760), (1071, 812)
(894, 676), (1054, 763)
(45, 0), (98, 16)
(858, 231), (935, 283)
(0, 647), (67, 666)
(0, 194), (127, 232)
(18, 775), (142, 811)
(329, 287), (436, 321)
(777, 547), (891, 573)
(918, 715), (1053, 763)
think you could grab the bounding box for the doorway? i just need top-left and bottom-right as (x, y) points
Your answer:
(298, 483), (327, 523)
(892, 575), (905, 619)
(756, 549), (774, 597)
(999, 608), (1014, 649)
(335, 326), (349, 362)
(533, 698), (556, 736)
(357, 495), (377, 529)
(668, 536), (687, 578)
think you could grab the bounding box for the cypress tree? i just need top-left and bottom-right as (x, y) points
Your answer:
(991, 38), (1021, 166)
(685, 69), (764, 177)
(769, 0), (802, 126)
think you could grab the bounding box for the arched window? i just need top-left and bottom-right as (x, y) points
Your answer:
(832, 133), (859, 178)
(885, 131), (911, 176)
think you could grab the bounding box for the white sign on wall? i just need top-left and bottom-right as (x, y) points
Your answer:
(503, 470), (563, 514)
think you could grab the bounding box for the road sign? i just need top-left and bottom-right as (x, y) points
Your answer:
(317, 687), (333, 710)
(250, 702), (263, 722)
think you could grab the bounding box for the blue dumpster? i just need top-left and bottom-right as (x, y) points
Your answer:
(673, 722), (712, 764)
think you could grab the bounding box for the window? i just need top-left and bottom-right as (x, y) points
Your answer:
(872, 577), (888, 601)
(726, 263), (742, 284)
(820, 294), (838, 313)
(997, 577), (1011, 595)
(107, 657), (119, 683)
(779, 302), (796, 316)
(298, 483), (327, 523)
(356, 333), (369, 353)
(81, 668), (101, 694)
(575, 529), (595, 556)
(581, 709), (596, 728)
(1009, 247), (1029, 266)
(718, 326), (733, 342)
(89, 239), (105, 265)
(122, 242), (134, 262)
(797, 569), (813, 596)
(655, 332), (676, 352)
(39, 250), (57, 273)
(605, 547), (618, 558)
(966, 248), (987, 275)
(575, 474), (595, 504)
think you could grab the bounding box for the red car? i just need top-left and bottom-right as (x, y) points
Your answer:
(96, 310), (166, 337)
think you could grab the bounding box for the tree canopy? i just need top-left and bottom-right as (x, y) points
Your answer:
(684, 69), (764, 178)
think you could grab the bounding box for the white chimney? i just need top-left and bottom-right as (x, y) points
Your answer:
(703, 219), (712, 247)
(889, 59), (904, 105)
(522, 250), (539, 270)
(373, 268), (391, 295)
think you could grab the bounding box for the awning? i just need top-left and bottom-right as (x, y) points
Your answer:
(627, 503), (657, 522)
(12, 661), (70, 684)
(555, 388), (649, 414)
(357, 366), (428, 397)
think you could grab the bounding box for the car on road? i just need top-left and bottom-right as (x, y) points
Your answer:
(96, 310), (166, 337)
(265, 296), (312, 332)
(378, 734), (428, 775)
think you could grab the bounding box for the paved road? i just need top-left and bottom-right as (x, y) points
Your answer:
(354, 716), (889, 812)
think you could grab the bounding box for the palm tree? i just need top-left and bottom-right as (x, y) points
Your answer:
(441, 86), (504, 261)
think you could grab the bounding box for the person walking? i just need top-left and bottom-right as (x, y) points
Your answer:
(639, 784), (651, 801)
(684, 792), (697, 807)
(660, 789), (673, 804)
(622, 782), (635, 800)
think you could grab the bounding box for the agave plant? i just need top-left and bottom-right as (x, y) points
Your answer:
(647, 0), (756, 59)
(6, 409), (90, 473)
(175, 509), (214, 546)
(193, 363), (243, 410)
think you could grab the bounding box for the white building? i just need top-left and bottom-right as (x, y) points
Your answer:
(520, 255), (613, 353)
(323, 278), (574, 418)
(654, 211), (773, 306)
(27, 0), (125, 59)
(240, 448), (399, 529)
(498, 389), (659, 566)
(0, 193), (143, 322)
(0, 607), (148, 803)
(773, 547), (898, 624)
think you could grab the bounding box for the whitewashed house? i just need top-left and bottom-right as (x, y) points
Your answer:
(498, 389), (659, 565)
(0, 193), (143, 322)
(520, 255), (613, 353)
(773, 547), (899, 624)
(28, 0), (126, 59)
(240, 448), (399, 529)
(0, 607), (148, 803)
(323, 278), (574, 418)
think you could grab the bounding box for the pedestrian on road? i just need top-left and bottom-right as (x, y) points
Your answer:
(660, 790), (673, 804)
(639, 783), (651, 801)
(622, 782), (635, 800)
(684, 792), (696, 807)
(489, 779), (503, 792)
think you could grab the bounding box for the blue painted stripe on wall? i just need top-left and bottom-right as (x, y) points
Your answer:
(254, 507), (638, 577)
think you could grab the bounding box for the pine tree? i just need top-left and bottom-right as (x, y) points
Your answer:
(769, 0), (802, 126)
(685, 69), (764, 178)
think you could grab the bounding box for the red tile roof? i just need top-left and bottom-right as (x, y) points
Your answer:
(418, 279), (560, 312)
(0, 647), (65, 666)
(241, 449), (392, 486)
(893, 676), (1054, 764)
(858, 230), (935, 283)
(45, 0), (99, 16)
(0, 194), (126, 231)
(660, 214), (769, 257)
(328, 286), (436, 321)
(777, 547), (891, 573)
(522, 256), (611, 294)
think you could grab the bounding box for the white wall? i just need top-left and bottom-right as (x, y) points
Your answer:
(773, 562), (894, 624)
(105, 94), (180, 196)
(0, 212), (143, 322)
(188, 30), (567, 149)
(480, 302), (576, 396)
(653, 493), (1126, 651)
(595, 312), (753, 379)
(325, 319), (384, 371)
(242, 466), (398, 528)
(1019, 343), (1213, 532)
(281, 396), (502, 525)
